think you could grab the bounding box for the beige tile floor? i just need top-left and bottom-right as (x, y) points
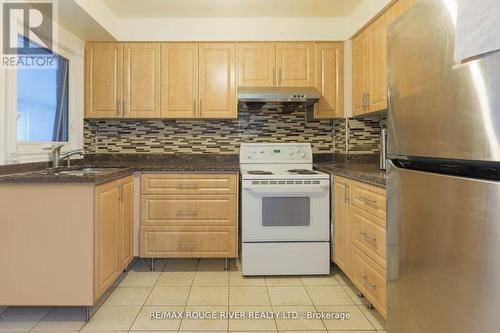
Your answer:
(0, 258), (387, 333)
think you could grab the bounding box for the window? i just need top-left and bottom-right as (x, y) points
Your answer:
(1, 25), (84, 165)
(16, 36), (69, 143)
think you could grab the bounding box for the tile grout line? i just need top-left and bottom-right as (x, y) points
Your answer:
(126, 258), (168, 333)
(178, 258), (199, 332)
(300, 275), (328, 332)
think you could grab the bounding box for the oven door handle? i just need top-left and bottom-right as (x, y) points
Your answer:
(243, 185), (329, 193)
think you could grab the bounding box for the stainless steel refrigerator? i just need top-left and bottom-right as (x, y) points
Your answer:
(387, 0), (500, 332)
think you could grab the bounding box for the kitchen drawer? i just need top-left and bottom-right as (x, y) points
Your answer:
(141, 173), (238, 195)
(351, 206), (386, 269)
(351, 244), (387, 318)
(140, 226), (237, 258)
(141, 195), (237, 226)
(351, 181), (386, 220)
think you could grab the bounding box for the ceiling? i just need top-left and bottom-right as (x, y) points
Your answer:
(102, 0), (363, 18)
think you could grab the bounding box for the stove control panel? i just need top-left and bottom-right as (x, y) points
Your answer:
(240, 143), (313, 164)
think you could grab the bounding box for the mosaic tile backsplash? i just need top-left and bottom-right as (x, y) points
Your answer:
(83, 111), (385, 155)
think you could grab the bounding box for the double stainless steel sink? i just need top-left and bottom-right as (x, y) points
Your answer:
(55, 167), (123, 176)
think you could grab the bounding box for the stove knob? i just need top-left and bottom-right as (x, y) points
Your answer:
(252, 150), (257, 154)
(246, 154), (252, 159)
(301, 153), (305, 158)
(295, 148), (300, 153)
(288, 149), (294, 155)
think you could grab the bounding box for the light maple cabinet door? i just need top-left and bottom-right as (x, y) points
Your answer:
(199, 43), (237, 119)
(94, 179), (121, 300)
(367, 14), (388, 113)
(123, 43), (161, 118)
(237, 42), (276, 87)
(85, 43), (123, 118)
(161, 43), (199, 118)
(352, 33), (368, 116)
(333, 176), (350, 274)
(120, 176), (134, 270)
(386, 0), (416, 24)
(276, 42), (314, 87)
(313, 42), (344, 119)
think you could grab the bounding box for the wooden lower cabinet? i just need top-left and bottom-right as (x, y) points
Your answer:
(140, 173), (238, 259)
(140, 226), (237, 258)
(95, 176), (134, 301)
(333, 176), (387, 318)
(0, 175), (134, 306)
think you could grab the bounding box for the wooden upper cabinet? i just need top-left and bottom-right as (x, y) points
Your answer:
(352, 33), (368, 116)
(198, 43), (237, 119)
(85, 43), (123, 118)
(313, 42), (344, 119)
(161, 43), (199, 118)
(351, 0), (416, 117)
(386, 0), (416, 24)
(123, 43), (161, 118)
(237, 43), (276, 87)
(276, 42), (314, 87)
(367, 14), (388, 112)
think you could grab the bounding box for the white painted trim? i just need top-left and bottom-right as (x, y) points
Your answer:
(2, 21), (84, 165)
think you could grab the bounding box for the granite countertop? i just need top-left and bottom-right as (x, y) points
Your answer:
(0, 154), (240, 185)
(314, 162), (386, 188)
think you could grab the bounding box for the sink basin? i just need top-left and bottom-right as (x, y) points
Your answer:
(56, 167), (124, 176)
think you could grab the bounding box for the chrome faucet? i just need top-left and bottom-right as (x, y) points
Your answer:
(49, 146), (85, 169)
(50, 144), (65, 169)
(59, 149), (85, 168)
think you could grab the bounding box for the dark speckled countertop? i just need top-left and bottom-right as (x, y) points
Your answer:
(0, 153), (385, 187)
(314, 162), (386, 188)
(0, 154), (240, 185)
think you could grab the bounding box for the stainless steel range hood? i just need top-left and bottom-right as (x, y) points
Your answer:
(237, 87), (320, 112)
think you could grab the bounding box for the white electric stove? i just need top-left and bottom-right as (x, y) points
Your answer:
(240, 143), (331, 276)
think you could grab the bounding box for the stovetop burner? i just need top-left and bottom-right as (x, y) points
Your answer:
(247, 170), (274, 175)
(288, 169), (319, 175)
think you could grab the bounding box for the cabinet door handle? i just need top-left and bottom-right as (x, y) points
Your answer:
(278, 69), (282, 86)
(360, 196), (378, 208)
(193, 99), (196, 116)
(345, 184), (349, 204)
(177, 242), (198, 250)
(366, 92), (370, 110)
(273, 68), (276, 86)
(119, 184), (123, 202)
(199, 99), (203, 117)
(360, 232), (377, 243)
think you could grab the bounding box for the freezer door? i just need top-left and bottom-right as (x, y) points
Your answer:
(387, 0), (500, 162)
(387, 161), (500, 333)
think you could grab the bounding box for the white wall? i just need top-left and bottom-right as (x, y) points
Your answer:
(116, 17), (351, 41)
(70, 0), (390, 41)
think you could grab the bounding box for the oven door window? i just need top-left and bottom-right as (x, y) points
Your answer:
(262, 197), (310, 226)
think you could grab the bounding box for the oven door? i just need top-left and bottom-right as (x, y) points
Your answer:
(241, 180), (330, 242)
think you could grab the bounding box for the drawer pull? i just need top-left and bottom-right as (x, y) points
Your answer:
(360, 196), (378, 209)
(176, 184), (200, 189)
(176, 209), (198, 217)
(361, 275), (377, 289)
(360, 232), (377, 244)
(176, 242), (198, 250)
